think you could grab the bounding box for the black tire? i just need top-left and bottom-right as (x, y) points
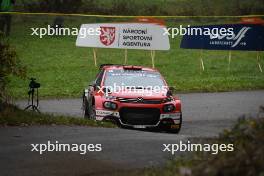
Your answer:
(83, 92), (96, 120)
(83, 96), (89, 119)
(88, 104), (96, 120)
(164, 113), (182, 134)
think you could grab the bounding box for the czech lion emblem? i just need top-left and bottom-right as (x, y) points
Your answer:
(100, 27), (116, 46)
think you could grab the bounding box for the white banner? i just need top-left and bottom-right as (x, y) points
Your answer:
(76, 23), (170, 50)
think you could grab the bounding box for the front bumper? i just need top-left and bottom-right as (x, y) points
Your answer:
(95, 109), (181, 128)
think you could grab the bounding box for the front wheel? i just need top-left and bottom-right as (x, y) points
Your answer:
(88, 104), (96, 120)
(83, 97), (89, 119)
(160, 114), (182, 134)
(82, 94), (95, 120)
(167, 125), (181, 133)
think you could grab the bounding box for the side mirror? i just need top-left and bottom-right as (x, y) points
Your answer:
(167, 86), (175, 96)
(89, 82), (97, 91)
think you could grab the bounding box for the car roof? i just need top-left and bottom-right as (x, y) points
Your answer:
(100, 64), (158, 72)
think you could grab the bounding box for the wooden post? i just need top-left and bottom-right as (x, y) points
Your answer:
(124, 49), (128, 64)
(228, 50), (232, 71)
(93, 48), (97, 67)
(199, 49), (204, 73)
(150, 50), (156, 68)
(257, 51), (263, 73)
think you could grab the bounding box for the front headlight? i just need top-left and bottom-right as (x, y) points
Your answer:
(163, 104), (175, 112)
(103, 101), (118, 110)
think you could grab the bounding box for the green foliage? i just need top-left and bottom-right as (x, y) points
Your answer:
(15, 0), (264, 16)
(20, 0), (82, 13)
(193, 117), (264, 176)
(0, 32), (26, 103)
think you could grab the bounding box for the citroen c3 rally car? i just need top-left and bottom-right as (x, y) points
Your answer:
(82, 64), (182, 133)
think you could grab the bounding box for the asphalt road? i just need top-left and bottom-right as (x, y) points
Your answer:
(1, 90), (264, 176)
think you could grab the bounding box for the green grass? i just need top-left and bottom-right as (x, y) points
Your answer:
(6, 15), (264, 98)
(0, 104), (115, 127)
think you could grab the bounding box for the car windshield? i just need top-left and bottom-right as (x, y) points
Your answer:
(104, 69), (165, 89)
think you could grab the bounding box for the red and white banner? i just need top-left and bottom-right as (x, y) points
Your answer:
(76, 23), (170, 50)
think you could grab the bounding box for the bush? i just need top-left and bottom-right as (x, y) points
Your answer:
(193, 116), (264, 176)
(16, 0), (264, 16)
(141, 114), (264, 176)
(0, 33), (26, 105)
(21, 0), (82, 13)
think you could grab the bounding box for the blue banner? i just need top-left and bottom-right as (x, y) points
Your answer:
(180, 24), (264, 51)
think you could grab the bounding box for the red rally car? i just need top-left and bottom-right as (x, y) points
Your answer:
(82, 64), (182, 133)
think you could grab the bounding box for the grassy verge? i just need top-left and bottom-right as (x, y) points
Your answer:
(136, 115), (264, 176)
(6, 15), (264, 98)
(0, 104), (115, 127)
